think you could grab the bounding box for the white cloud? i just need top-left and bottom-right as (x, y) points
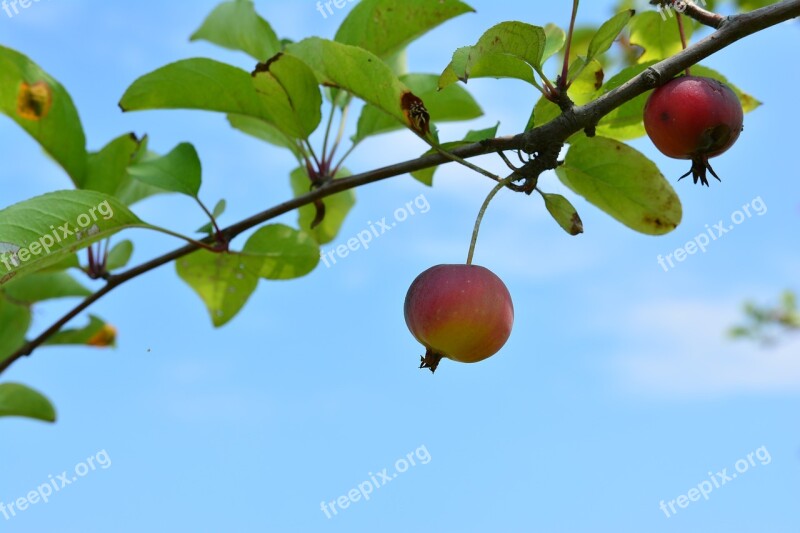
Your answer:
(613, 298), (800, 398)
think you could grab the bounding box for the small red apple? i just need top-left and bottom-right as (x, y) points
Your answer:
(644, 75), (744, 186)
(404, 264), (514, 373)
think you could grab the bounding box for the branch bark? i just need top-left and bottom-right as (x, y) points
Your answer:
(650, 1), (725, 29)
(2, 0), (798, 375)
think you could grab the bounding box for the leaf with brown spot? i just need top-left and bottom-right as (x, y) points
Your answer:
(555, 136), (682, 236)
(541, 193), (584, 236)
(0, 46), (87, 183)
(401, 91), (430, 137)
(16, 81), (52, 121)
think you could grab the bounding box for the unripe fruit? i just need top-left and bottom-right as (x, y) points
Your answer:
(644, 75), (744, 187)
(404, 264), (514, 373)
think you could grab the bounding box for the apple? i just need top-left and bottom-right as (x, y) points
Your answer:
(404, 264), (514, 372)
(644, 75), (744, 186)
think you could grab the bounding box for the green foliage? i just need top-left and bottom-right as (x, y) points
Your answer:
(290, 168), (356, 245)
(335, 0), (474, 58)
(731, 291), (800, 344)
(0, 383), (56, 422)
(190, 0), (282, 61)
(629, 11), (694, 63)
(0, 0), (782, 420)
(0, 46), (87, 183)
(0, 190), (147, 285)
(586, 10), (635, 64)
(0, 294), (30, 361)
(354, 73), (482, 143)
(439, 22), (548, 90)
(177, 224), (320, 326)
(541, 193), (584, 236)
(128, 143), (203, 198)
(177, 251), (263, 328)
(106, 240), (135, 271)
(286, 38), (422, 136)
(83, 134), (165, 205)
(3, 271), (90, 303)
(556, 136), (682, 235)
(44, 315), (114, 347)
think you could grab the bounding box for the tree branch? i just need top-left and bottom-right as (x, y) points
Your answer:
(651, 1), (726, 29)
(2, 0), (798, 375)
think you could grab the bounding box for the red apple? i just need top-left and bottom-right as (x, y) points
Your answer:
(644, 75), (744, 186)
(404, 264), (514, 373)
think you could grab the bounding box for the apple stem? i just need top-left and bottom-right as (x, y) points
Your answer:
(420, 349), (443, 373)
(676, 13), (691, 76)
(466, 176), (515, 265)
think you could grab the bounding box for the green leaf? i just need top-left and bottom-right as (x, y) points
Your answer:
(410, 123), (499, 186)
(586, 10), (634, 62)
(197, 200), (227, 235)
(630, 11), (693, 64)
(106, 240), (134, 271)
(120, 59), (268, 116)
(555, 136), (682, 235)
(211, 199), (227, 219)
(439, 22), (547, 89)
(472, 22), (548, 70)
(44, 315), (114, 347)
(0, 190), (146, 286)
(335, 0), (474, 59)
(354, 73), (482, 143)
(39, 253), (81, 273)
(176, 250), (262, 327)
(439, 46), (537, 89)
(560, 27), (599, 66)
(127, 142), (202, 198)
(542, 23), (567, 64)
(541, 193), (584, 236)
(3, 271), (91, 303)
(251, 53), (323, 139)
(121, 58), (321, 140)
(227, 114), (302, 159)
(242, 224), (320, 280)
(190, 0), (281, 61)
(286, 38), (422, 135)
(0, 46), (87, 184)
(82, 133), (166, 205)
(0, 295), (30, 361)
(0, 383), (56, 423)
(290, 167), (355, 244)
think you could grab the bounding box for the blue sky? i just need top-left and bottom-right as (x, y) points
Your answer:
(1, 1), (799, 531)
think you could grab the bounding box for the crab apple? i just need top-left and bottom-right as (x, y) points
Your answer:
(644, 75), (744, 187)
(404, 264), (514, 373)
